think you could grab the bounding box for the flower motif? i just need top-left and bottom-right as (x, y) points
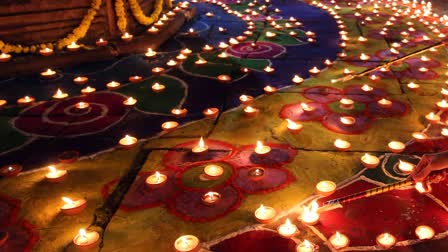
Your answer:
(280, 85), (408, 134)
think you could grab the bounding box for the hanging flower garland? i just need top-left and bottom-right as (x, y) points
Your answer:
(115, 0), (128, 33)
(128, 0), (164, 26)
(0, 0), (102, 54)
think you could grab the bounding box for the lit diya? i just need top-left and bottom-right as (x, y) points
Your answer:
(286, 119), (303, 134)
(254, 141), (271, 156)
(217, 74), (231, 84)
(292, 75), (304, 85)
(192, 137), (208, 154)
(187, 28), (198, 37)
(254, 204), (277, 223)
(266, 31), (277, 39)
(329, 232), (350, 249)
(145, 48), (157, 58)
(106, 81), (121, 90)
(81, 86), (96, 95)
(388, 141), (405, 153)
(152, 67), (165, 75)
(316, 180), (336, 196)
(324, 59), (333, 67)
(239, 95), (254, 105)
(39, 47), (53, 56)
(263, 66), (275, 74)
(123, 97), (137, 107)
(119, 135), (138, 148)
(407, 82), (420, 91)
(361, 84), (373, 92)
(40, 68), (57, 78)
(67, 41), (81, 52)
(244, 106), (259, 118)
(0, 164), (23, 177)
(166, 59), (179, 68)
(202, 44), (214, 52)
(0, 53), (11, 62)
(73, 229), (99, 249)
(129, 75), (143, 83)
(201, 191), (221, 206)
(412, 132), (428, 143)
(297, 240), (318, 252)
(45, 165), (67, 183)
(425, 112), (440, 124)
(145, 171), (168, 189)
(301, 103), (315, 113)
(121, 32), (133, 42)
(17, 96), (35, 106)
(308, 67), (320, 76)
(277, 218), (298, 238)
(174, 235), (200, 252)
(161, 121), (179, 131)
(147, 26), (159, 35)
(264, 85), (277, 95)
(151, 82), (166, 93)
(334, 139), (351, 151)
(248, 167), (265, 181)
(61, 197), (87, 215)
(339, 98), (354, 110)
(176, 54), (188, 61)
(377, 98), (392, 109)
(397, 160), (415, 174)
(340, 116), (356, 126)
(0, 99), (6, 108)
(376, 233), (396, 249)
(203, 164), (224, 180)
(96, 38), (108, 47)
(203, 108), (219, 119)
(73, 76), (88, 85)
(52, 89), (68, 100)
(437, 100), (448, 111)
(361, 153), (380, 168)
(171, 108), (188, 118)
(195, 59), (208, 66)
(415, 225), (435, 240)
(300, 201), (319, 225)
(181, 48), (192, 55)
(75, 102), (90, 110)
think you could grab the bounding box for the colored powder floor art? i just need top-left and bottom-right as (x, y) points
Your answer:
(1, 0), (448, 251)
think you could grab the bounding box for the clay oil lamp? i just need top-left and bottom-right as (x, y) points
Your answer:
(361, 153), (380, 168)
(106, 81), (121, 90)
(266, 31), (277, 39)
(301, 103), (315, 113)
(324, 59), (333, 67)
(45, 165), (67, 183)
(171, 108), (187, 118)
(195, 59), (208, 66)
(203, 108), (219, 119)
(0, 164), (22, 177)
(67, 42), (81, 52)
(419, 67), (429, 73)
(277, 218), (298, 238)
(388, 141), (405, 153)
(286, 119), (303, 134)
(0, 53), (11, 62)
(339, 98), (354, 110)
(0, 99), (6, 108)
(306, 31), (316, 38)
(415, 225), (435, 240)
(361, 84), (373, 92)
(289, 31), (298, 37)
(217, 75), (231, 84)
(343, 68), (354, 76)
(441, 88), (448, 99)
(412, 132), (428, 143)
(119, 135), (138, 148)
(174, 235), (200, 252)
(425, 112), (440, 124)
(369, 74), (381, 82)
(61, 197), (87, 215)
(96, 38), (108, 47)
(74, 76), (88, 85)
(145, 48), (157, 59)
(128, 75), (142, 83)
(316, 180), (336, 196)
(407, 82), (420, 91)
(263, 66), (275, 74)
(152, 67), (165, 75)
(255, 204), (277, 224)
(41, 68), (57, 79)
(181, 48), (192, 55)
(218, 27), (227, 33)
(161, 121), (179, 132)
(73, 229), (99, 249)
(81, 86), (96, 95)
(203, 164), (224, 180)
(39, 47), (53, 56)
(166, 11), (176, 18)
(437, 100), (448, 111)
(217, 52), (229, 59)
(75, 102), (90, 110)
(264, 85), (277, 95)
(236, 35), (247, 42)
(358, 36), (368, 43)
(292, 75), (304, 85)
(147, 26), (159, 35)
(166, 59), (179, 68)
(201, 191), (221, 206)
(150, 82), (165, 93)
(145, 171), (168, 189)
(241, 67), (251, 74)
(248, 167), (265, 181)
(300, 201), (320, 225)
(340, 116), (356, 126)
(52, 89), (68, 100)
(187, 28), (198, 37)
(360, 53), (371, 61)
(17, 96), (35, 106)
(376, 233), (396, 249)
(192, 137), (208, 154)
(377, 98), (392, 109)
(229, 38), (239, 45)
(202, 44), (214, 53)
(121, 32), (133, 42)
(398, 160), (415, 174)
(337, 52), (347, 59)
(123, 97), (137, 107)
(176, 54), (187, 61)
(239, 95), (254, 105)
(308, 67), (321, 76)
(329, 232), (350, 249)
(244, 106), (259, 117)
(154, 20), (165, 28)
(254, 141), (271, 156)
(297, 240), (318, 252)
(205, 12), (215, 18)
(334, 139), (351, 151)
(218, 42), (229, 50)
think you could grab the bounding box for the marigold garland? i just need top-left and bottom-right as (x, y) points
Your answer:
(128, 0), (164, 26)
(115, 0), (128, 33)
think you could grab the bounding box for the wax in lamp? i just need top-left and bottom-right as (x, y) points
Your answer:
(388, 141), (405, 153)
(75, 102), (89, 110)
(296, 240), (318, 252)
(123, 97), (137, 107)
(174, 235), (200, 252)
(376, 233), (396, 249)
(277, 218), (298, 238)
(161, 121), (179, 131)
(334, 139), (351, 151)
(378, 98), (392, 109)
(106, 81), (121, 90)
(254, 204), (277, 223)
(340, 116), (356, 126)
(129, 75), (142, 83)
(171, 108), (187, 118)
(201, 191), (221, 206)
(145, 48), (157, 58)
(300, 201), (319, 225)
(41, 68), (56, 78)
(61, 197), (87, 215)
(152, 82), (166, 93)
(67, 42), (80, 52)
(96, 38), (108, 47)
(45, 165), (67, 183)
(39, 47), (53, 56)
(415, 225), (435, 240)
(316, 180), (336, 196)
(244, 106), (259, 117)
(286, 119), (303, 134)
(17, 96), (35, 106)
(121, 32), (133, 42)
(248, 167), (265, 181)
(203, 108), (219, 118)
(204, 164), (224, 179)
(73, 229), (99, 249)
(53, 89), (68, 100)
(361, 153), (380, 168)
(81, 86), (96, 95)
(425, 112), (440, 124)
(329, 232), (350, 249)
(119, 135), (138, 148)
(398, 160), (415, 174)
(192, 137), (208, 154)
(0, 53), (11, 62)
(145, 171), (168, 189)
(74, 76), (88, 85)
(254, 141), (271, 156)
(412, 132), (428, 142)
